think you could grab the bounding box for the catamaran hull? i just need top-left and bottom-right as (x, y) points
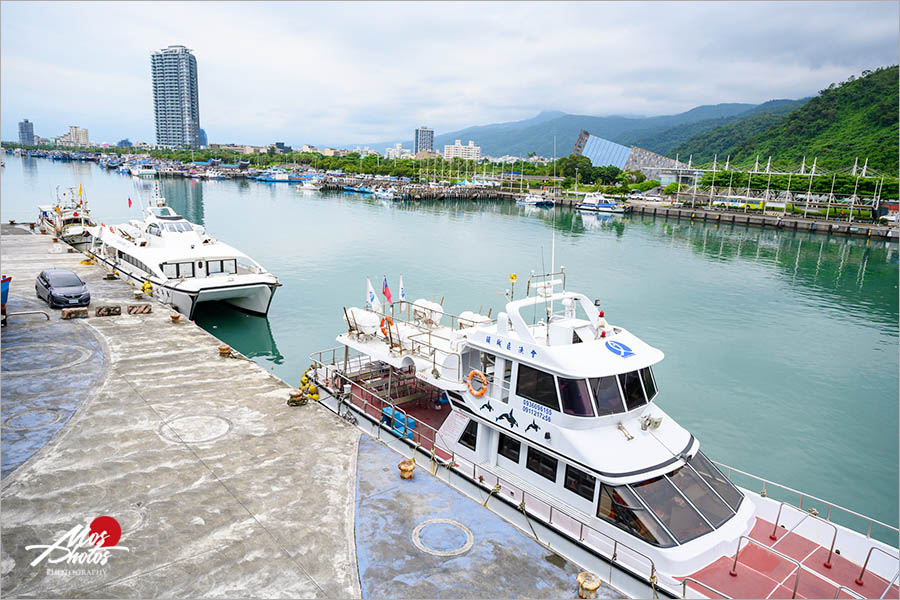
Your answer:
(166, 283), (279, 320)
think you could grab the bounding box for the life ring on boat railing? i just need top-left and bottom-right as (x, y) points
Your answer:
(380, 316), (394, 337)
(466, 370), (488, 397)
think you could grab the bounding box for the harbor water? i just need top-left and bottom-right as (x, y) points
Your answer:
(2, 155), (897, 536)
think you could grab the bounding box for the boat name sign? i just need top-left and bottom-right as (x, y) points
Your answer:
(484, 335), (538, 359)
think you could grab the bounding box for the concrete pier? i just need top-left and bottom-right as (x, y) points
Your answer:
(1, 226), (606, 598)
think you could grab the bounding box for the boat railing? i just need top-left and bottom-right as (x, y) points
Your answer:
(770, 501), (838, 567)
(680, 577), (730, 599)
(309, 346), (660, 590)
(833, 585), (866, 599)
(712, 460), (899, 542)
(854, 546), (900, 591)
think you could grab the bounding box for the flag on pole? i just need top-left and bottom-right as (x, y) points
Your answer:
(382, 276), (392, 305)
(398, 275), (406, 302)
(78, 184), (82, 197)
(366, 278), (382, 313)
(128, 197), (132, 208)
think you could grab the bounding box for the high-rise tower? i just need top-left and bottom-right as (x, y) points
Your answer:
(151, 45), (201, 148)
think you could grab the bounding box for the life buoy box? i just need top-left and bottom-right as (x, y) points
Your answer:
(466, 370), (488, 397)
(380, 316), (394, 337)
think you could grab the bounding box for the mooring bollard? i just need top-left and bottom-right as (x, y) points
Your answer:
(577, 571), (602, 599)
(287, 389), (307, 406)
(169, 313), (181, 323)
(398, 459), (415, 480)
(218, 344), (231, 357)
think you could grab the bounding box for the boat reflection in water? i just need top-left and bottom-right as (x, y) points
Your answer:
(192, 302), (284, 365)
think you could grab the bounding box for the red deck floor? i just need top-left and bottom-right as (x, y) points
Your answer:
(683, 518), (899, 599)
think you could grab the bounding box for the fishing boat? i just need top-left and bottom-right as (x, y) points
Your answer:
(374, 188), (398, 200)
(577, 192), (625, 214)
(131, 164), (157, 178)
(204, 169), (228, 180)
(36, 185), (95, 250)
(255, 168), (300, 183)
(517, 193), (554, 208)
(85, 188), (280, 318)
(309, 270), (899, 599)
(297, 178), (323, 192)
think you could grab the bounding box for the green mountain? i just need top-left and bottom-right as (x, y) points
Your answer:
(360, 103), (759, 158)
(671, 66), (899, 174)
(617, 99), (809, 156)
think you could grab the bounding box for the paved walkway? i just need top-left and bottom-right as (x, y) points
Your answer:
(354, 436), (618, 598)
(1, 229), (361, 598)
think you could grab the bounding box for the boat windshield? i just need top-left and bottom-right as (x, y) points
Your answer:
(598, 484), (676, 547)
(162, 221), (193, 233)
(150, 207), (176, 217)
(631, 476), (713, 543)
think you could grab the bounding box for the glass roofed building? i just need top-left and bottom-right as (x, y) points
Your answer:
(572, 130), (694, 184)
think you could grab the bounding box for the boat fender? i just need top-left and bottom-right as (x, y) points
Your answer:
(466, 370), (488, 397)
(141, 280), (153, 296)
(380, 316), (394, 337)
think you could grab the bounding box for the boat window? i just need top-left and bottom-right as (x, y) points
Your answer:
(516, 365), (560, 411)
(498, 433), (520, 463)
(618, 371), (647, 411)
(640, 367), (657, 401)
(178, 262), (195, 278)
(146, 223), (161, 237)
(631, 476), (712, 543)
(458, 420), (478, 452)
(589, 376), (625, 416)
(598, 485), (676, 548)
(564, 464), (596, 501)
(557, 377), (594, 417)
(208, 260), (223, 275)
(525, 445), (558, 482)
(686, 452), (743, 511)
(668, 465), (733, 527)
(162, 263), (178, 278)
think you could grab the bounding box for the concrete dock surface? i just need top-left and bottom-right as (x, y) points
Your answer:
(1, 227), (606, 598)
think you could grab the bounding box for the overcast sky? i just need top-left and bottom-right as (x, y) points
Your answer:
(2, 1), (897, 147)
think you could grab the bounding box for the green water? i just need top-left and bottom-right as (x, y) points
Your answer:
(3, 155), (898, 536)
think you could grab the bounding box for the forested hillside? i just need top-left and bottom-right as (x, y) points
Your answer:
(672, 66), (899, 174)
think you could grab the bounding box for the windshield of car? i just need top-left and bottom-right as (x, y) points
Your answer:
(49, 272), (83, 287)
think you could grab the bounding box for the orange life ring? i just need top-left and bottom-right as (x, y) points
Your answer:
(466, 370), (488, 397)
(380, 316), (394, 337)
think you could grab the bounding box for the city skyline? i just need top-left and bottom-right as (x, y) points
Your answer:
(1, 1), (897, 147)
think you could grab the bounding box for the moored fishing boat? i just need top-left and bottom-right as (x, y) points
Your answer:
(309, 270), (900, 599)
(36, 185), (95, 250)
(517, 193), (554, 207)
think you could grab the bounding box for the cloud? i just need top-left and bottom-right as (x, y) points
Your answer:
(2, 1), (897, 147)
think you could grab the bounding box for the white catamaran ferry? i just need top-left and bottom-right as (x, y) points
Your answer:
(86, 192), (279, 318)
(310, 270), (898, 599)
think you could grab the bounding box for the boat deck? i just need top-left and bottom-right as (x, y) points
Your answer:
(685, 518), (899, 599)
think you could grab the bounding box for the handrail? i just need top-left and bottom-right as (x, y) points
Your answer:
(730, 535), (802, 599)
(308, 348), (661, 589)
(770, 501), (838, 568)
(713, 460), (899, 539)
(681, 577), (731, 599)
(854, 545), (900, 586)
(880, 572), (899, 599)
(833, 585), (866, 599)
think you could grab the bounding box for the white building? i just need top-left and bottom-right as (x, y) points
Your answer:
(385, 143), (412, 159)
(58, 126), (89, 147)
(151, 45), (202, 148)
(443, 139), (481, 161)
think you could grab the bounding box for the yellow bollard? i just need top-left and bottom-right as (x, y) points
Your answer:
(577, 571), (602, 599)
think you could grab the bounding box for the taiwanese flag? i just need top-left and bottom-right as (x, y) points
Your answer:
(382, 276), (392, 304)
(128, 197), (132, 208)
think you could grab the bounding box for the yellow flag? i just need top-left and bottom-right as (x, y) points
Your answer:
(78, 184), (82, 197)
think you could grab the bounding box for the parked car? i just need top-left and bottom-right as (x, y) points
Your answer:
(35, 269), (91, 308)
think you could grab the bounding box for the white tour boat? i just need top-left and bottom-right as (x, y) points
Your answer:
(309, 270), (899, 599)
(37, 185), (95, 250)
(577, 192), (625, 214)
(130, 165), (157, 178)
(85, 191), (280, 318)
